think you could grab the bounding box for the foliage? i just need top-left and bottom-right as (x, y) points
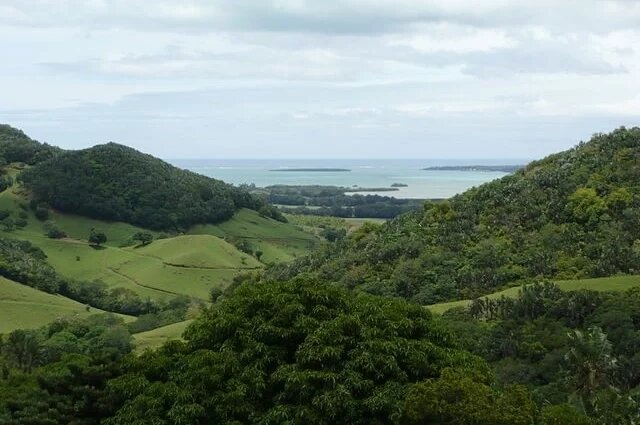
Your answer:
(21, 143), (265, 230)
(88, 229), (107, 246)
(0, 315), (133, 424)
(402, 368), (535, 425)
(103, 278), (486, 424)
(440, 283), (640, 424)
(0, 124), (59, 165)
(273, 128), (640, 303)
(131, 231), (153, 246)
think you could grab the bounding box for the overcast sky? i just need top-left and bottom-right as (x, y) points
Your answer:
(0, 0), (639, 159)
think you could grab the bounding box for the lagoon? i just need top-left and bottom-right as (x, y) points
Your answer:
(171, 158), (527, 199)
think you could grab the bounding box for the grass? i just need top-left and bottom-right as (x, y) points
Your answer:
(131, 234), (262, 269)
(0, 275), (132, 334)
(0, 189), (318, 303)
(427, 275), (640, 315)
(285, 214), (387, 238)
(0, 182), (318, 337)
(134, 319), (194, 351)
(189, 209), (318, 263)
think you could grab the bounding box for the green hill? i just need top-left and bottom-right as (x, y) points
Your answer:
(0, 125), (318, 335)
(19, 142), (266, 230)
(272, 127), (640, 304)
(0, 275), (125, 334)
(133, 319), (193, 351)
(132, 234), (263, 269)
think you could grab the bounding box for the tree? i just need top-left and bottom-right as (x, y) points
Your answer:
(89, 229), (107, 247)
(540, 404), (594, 425)
(254, 249), (263, 261)
(132, 232), (153, 246)
(402, 368), (535, 425)
(105, 278), (486, 424)
(565, 326), (617, 412)
(2, 329), (41, 373)
(568, 187), (606, 224)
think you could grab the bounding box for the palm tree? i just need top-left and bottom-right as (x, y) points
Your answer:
(565, 326), (617, 413)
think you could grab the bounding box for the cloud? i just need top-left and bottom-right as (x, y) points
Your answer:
(0, 1), (639, 159)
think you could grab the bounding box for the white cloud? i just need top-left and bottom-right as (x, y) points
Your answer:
(0, 0), (639, 158)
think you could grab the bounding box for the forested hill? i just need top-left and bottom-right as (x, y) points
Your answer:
(18, 142), (276, 230)
(0, 124), (60, 165)
(272, 127), (640, 304)
(22, 143), (268, 229)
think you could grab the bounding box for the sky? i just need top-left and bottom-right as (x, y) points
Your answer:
(0, 0), (639, 159)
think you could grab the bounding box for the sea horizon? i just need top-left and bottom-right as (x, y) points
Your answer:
(169, 158), (530, 199)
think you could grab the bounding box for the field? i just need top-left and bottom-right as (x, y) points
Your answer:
(427, 275), (640, 314)
(0, 185), (319, 333)
(134, 319), (194, 351)
(189, 209), (318, 263)
(0, 276), (130, 334)
(285, 214), (386, 237)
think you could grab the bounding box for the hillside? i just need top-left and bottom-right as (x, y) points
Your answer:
(0, 124), (59, 165)
(0, 125), (318, 334)
(272, 127), (640, 304)
(0, 275), (118, 333)
(19, 142), (269, 230)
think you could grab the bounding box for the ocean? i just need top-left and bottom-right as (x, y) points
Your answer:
(170, 158), (527, 199)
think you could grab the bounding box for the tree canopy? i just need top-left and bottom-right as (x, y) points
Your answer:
(272, 127), (640, 303)
(20, 143), (265, 230)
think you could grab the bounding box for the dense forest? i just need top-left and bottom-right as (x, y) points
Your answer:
(19, 142), (284, 230)
(0, 125), (59, 166)
(2, 280), (597, 424)
(271, 127), (640, 304)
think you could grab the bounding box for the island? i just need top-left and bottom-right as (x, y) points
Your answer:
(391, 183), (408, 187)
(269, 168), (351, 172)
(422, 165), (523, 172)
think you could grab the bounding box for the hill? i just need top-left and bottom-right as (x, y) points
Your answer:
(19, 142), (271, 230)
(0, 124), (59, 166)
(0, 275), (116, 333)
(272, 127), (640, 304)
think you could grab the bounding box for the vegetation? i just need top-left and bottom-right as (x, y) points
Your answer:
(4, 125), (640, 423)
(20, 142), (265, 230)
(271, 128), (640, 304)
(256, 184), (423, 218)
(0, 124), (59, 165)
(435, 282), (640, 424)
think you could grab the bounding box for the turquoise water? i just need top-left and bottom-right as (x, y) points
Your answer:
(171, 159), (525, 199)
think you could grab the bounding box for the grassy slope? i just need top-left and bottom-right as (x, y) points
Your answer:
(133, 319), (194, 351)
(427, 275), (640, 314)
(133, 234), (262, 269)
(0, 187), (317, 303)
(189, 208), (318, 263)
(0, 276), (131, 334)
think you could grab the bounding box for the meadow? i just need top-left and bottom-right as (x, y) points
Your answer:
(427, 275), (640, 314)
(0, 275), (132, 333)
(0, 185), (318, 333)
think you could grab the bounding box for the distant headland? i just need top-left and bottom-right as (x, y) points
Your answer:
(269, 168), (351, 172)
(423, 165), (523, 173)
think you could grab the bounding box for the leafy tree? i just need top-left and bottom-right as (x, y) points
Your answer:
(402, 368), (535, 425)
(104, 278), (486, 424)
(88, 229), (107, 247)
(540, 404), (594, 425)
(565, 327), (617, 406)
(132, 231), (153, 246)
